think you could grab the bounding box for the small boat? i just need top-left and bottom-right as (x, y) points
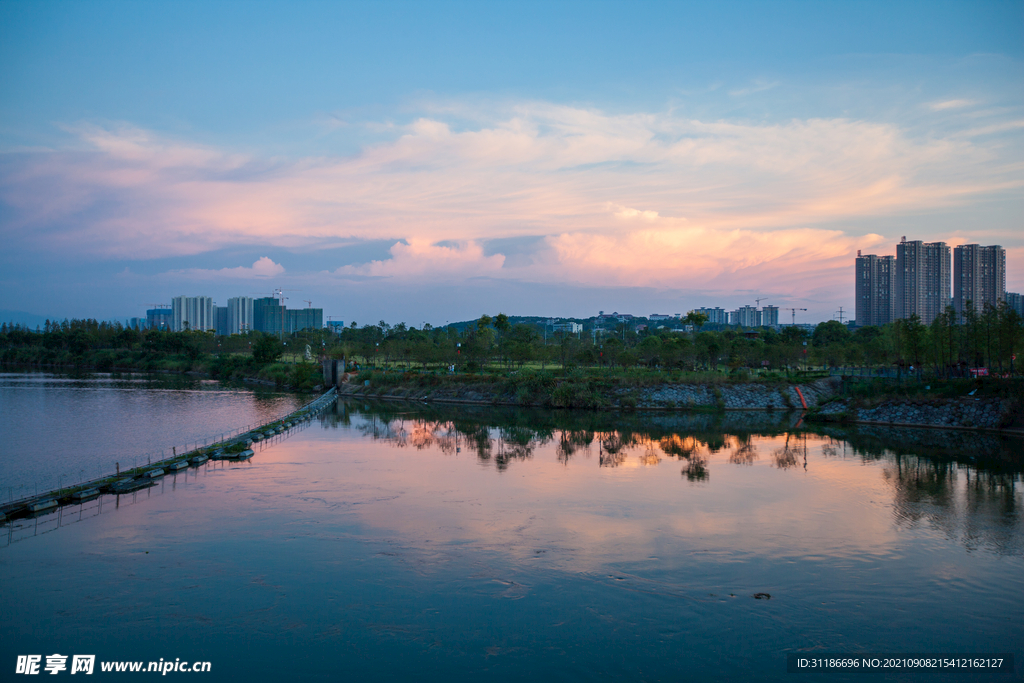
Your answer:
(190, 454), (209, 466)
(26, 499), (57, 514)
(71, 488), (100, 501)
(110, 479), (156, 494)
(165, 460), (189, 472)
(142, 468), (164, 479)
(227, 449), (255, 461)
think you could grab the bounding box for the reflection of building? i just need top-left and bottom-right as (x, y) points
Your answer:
(953, 244), (1005, 316)
(171, 296), (214, 332)
(895, 238), (950, 325)
(146, 308), (172, 330)
(855, 251), (896, 327)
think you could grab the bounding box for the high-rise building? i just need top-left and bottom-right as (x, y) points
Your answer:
(253, 297), (322, 335)
(855, 251), (896, 327)
(761, 305), (779, 327)
(254, 297), (284, 335)
(288, 307), (323, 333)
(730, 305), (761, 327)
(953, 244), (1006, 316)
(171, 296), (214, 332)
(693, 307), (727, 325)
(227, 296), (254, 335)
(215, 306), (229, 337)
(1006, 292), (1023, 318)
(895, 238), (950, 325)
(146, 308), (171, 331)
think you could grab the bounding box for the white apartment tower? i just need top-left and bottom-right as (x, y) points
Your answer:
(227, 296), (255, 335)
(171, 296), (214, 332)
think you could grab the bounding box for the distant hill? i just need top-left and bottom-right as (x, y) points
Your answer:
(0, 309), (54, 330)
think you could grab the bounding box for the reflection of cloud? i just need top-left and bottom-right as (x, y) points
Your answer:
(2, 101), (1021, 296)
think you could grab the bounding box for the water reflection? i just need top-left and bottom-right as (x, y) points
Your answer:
(323, 399), (1024, 553)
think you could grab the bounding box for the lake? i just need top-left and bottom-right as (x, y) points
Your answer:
(1, 390), (1022, 681)
(0, 371), (309, 500)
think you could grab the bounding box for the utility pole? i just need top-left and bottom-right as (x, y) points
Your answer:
(783, 307), (807, 326)
(835, 307), (847, 324)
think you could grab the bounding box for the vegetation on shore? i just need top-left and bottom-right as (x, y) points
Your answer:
(2, 300), (1021, 398)
(0, 320), (323, 391)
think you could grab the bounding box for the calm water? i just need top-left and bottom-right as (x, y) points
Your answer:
(1, 398), (1022, 681)
(0, 372), (308, 498)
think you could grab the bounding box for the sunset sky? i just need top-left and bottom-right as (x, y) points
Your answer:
(1, 0), (1021, 326)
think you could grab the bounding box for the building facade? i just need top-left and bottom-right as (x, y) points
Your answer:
(953, 244), (1006, 317)
(693, 307), (727, 325)
(761, 305), (779, 327)
(1006, 292), (1023, 318)
(146, 308), (172, 331)
(171, 296), (214, 332)
(895, 238), (950, 325)
(253, 297), (322, 335)
(730, 305), (761, 327)
(226, 296), (255, 335)
(855, 251), (896, 327)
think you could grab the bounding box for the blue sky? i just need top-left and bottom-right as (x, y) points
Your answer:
(1, 0), (1022, 326)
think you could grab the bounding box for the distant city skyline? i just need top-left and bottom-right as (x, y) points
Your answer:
(2, 1), (1021, 325)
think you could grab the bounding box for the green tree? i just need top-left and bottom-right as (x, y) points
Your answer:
(252, 335), (284, 364)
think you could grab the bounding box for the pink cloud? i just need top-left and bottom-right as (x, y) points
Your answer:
(2, 101), (1021, 300)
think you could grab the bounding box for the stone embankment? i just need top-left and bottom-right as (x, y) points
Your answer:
(814, 397), (1015, 431)
(338, 376), (842, 411)
(631, 378), (838, 410)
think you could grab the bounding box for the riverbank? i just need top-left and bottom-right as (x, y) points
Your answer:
(335, 369), (1024, 433)
(336, 372), (842, 410)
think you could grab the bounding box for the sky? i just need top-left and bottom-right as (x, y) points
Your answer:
(1, 0), (1022, 327)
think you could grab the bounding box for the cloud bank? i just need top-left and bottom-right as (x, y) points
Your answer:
(1, 101), (1021, 310)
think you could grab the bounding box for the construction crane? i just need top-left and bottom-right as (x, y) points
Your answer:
(783, 307), (807, 326)
(304, 300), (313, 308)
(755, 297), (766, 307)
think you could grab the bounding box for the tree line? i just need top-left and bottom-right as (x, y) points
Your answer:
(3, 301), (1022, 378)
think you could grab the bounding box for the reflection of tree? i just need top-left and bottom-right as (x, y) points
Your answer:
(730, 443), (758, 466)
(556, 430), (594, 464)
(494, 425), (539, 470)
(682, 455), (709, 482)
(884, 454), (1022, 555)
(771, 434), (802, 470)
(658, 435), (699, 459)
